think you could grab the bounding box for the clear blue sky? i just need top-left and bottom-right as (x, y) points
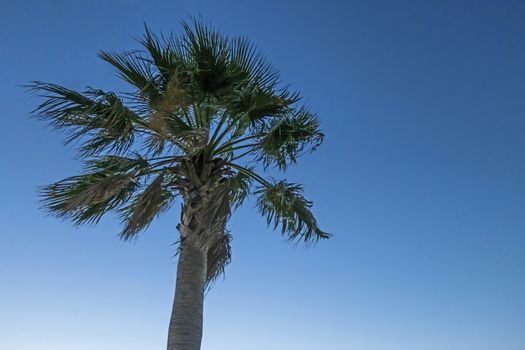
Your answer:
(1, 1), (524, 349)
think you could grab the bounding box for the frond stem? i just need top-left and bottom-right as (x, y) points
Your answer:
(208, 113), (247, 152)
(225, 162), (271, 187)
(215, 142), (261, 156)
(213, 134), (261, 155)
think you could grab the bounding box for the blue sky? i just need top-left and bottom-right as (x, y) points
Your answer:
(1, 0), (524, 349)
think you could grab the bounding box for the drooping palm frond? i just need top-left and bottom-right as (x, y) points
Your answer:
(119, 173), (175, 240)
(226, 169), (253, 209)
(40, 172), (137, 226)
(205, 231), (232, 286)
(224, 163), (328, 243)
(255, 179), (329, 243)
(39, 154), (152, 225)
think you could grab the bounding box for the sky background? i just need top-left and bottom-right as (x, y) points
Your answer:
(1, 0), (524, 349)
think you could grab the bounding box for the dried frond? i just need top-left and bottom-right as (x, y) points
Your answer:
(205, 231), (232, 286)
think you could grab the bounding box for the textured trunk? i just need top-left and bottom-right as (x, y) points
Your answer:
(166, 178), (229, 350)
(167, 238), (207, 350)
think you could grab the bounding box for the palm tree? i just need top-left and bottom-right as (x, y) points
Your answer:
(30, 19), (329, 350)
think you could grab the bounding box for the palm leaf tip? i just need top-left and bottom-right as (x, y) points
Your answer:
(255, 180), (330, 243)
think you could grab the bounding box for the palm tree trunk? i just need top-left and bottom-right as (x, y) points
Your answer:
(167, 237), (207, 350)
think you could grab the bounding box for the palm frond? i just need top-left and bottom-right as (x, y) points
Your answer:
(39, 154), (153, 225)
(139, 25), (174, 82)
(255, 180), (329, 243)
(85, 154), (150, 173)
(181, 18), (243, 98)
(139, 24), (189, 86)
(205, 231), (232, 287)
(226, 86), (297, 125)
(229, 36), (280, 89)
(29, 82), (141, 156)
(40, 173), (138, 226)
(254, 106), (324, 169)
(147, 107), (209, 156)
(227, 169), (253, 209)
(119, 173), (175, 240)
(98, 50), (159, 100)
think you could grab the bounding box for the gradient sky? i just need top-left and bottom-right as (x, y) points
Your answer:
(1, 1), (524, 349)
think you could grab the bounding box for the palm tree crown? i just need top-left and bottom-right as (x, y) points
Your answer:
(31, 19), (328, 285)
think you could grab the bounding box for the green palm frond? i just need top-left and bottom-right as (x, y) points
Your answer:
(29, 82), (141, 156)
(119, 173), (175, 240)
(229, 36), (279, 89)
(255, 180), (329, 243)
(181, 18), (235, 97)
(227, 86), (297, 125)
(227, 169), (253, 209)
(139, 25), (195, 108)
(139, 25), (180, 83)
(254, 106), (324, 169)
(40, 173), (138, 226)
(39, 154), (152, 225)
(85, 154), (150, 173)
(98, 50), (159, 100)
